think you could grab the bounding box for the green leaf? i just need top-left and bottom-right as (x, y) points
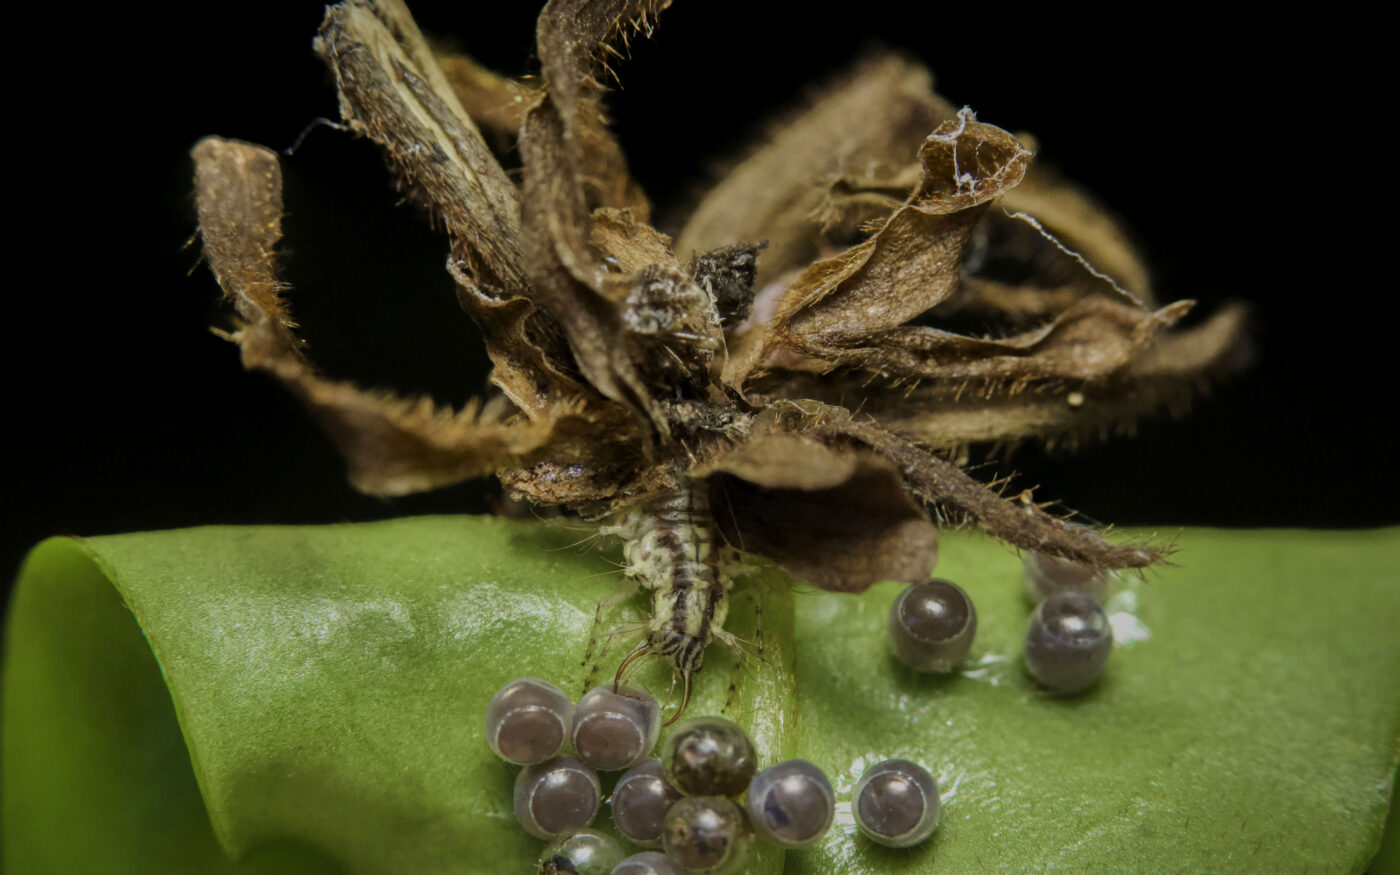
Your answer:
(4, 519), (1398, 873)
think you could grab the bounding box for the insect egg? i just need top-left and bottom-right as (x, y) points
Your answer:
(1024, 591), (1113, 693)
(573, 685), (662, 771)
(484, 677), (573, 765)
(888, 579), (977, 672)
(536, 829), (625, 875)
(611, 759), (683, 846)
(660, 796), (754, 874)
(1022, 551), (1109, 604)
(514, 756), (602, 839)
(610, 851), (679, 875)
(851, 759), (941, 848)
(744, 759), (835, 849)
(661, 716), (757, 798)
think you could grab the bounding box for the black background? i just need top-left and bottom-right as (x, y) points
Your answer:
(6, 2), (1391, 596)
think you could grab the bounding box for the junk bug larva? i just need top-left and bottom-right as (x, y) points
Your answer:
(194, 0), (1246, 772)
(604, 480), (744, 724)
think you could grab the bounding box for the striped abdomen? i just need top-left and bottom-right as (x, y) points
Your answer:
(609, 479), (733, 714)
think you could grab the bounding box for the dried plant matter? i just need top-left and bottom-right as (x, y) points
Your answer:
(193, 0), (1246, 593)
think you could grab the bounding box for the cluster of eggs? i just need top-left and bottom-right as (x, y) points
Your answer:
(487, 680), (941, 873)
(488, 553), (1114, 872)
(888, 553), (1115, 692)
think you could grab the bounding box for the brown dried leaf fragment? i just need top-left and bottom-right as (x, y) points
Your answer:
(533, 0), (665, 220)
(725, 110), (1032, 388)
(192, 137), (563, 497)
(436, 52), (541, 138)
(316, 1), (528, 296)
(789, 297), (1194, 383)
(785, 111), (1033, 339)
(858, 301), (1254, 451)
(513, 0), (720, 435)
(756, 402), (1160, 571)
(518, 102), (672, 431)
(678, 54), (958, 284)
(698, 431), (940, 592)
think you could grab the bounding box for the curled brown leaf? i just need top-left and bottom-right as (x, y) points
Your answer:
(192, 137), (567, 497)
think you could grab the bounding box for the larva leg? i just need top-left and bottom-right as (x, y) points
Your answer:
(580, 574), (642, 693)
(714, 587), (766, 669)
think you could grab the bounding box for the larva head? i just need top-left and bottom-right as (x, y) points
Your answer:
(664, 633), (713, 725)
(614, 630), (709, 726)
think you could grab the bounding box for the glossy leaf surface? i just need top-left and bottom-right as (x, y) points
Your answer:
(4, 519), (1397, 873)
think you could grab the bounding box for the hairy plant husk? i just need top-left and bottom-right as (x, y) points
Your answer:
(192, 0), (1247, 587)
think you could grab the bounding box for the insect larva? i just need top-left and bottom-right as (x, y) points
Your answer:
(602, 477), (741, 723)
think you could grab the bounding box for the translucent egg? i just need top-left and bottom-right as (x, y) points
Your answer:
(744, 759), (835, 849)
(484, 676), (573, 765)
(851, 759), (940, 848)
(1022, 551), (1108, 604)
(660, 796), (753, 874)
(888, 579), (977, 672)
(514, 756), (602, 839)
(662, 717), (757, 798)
(1025, 591), (1113, 693)
(610, 851), (679, 875)
(611, 759), (683, 846)
(573, 685), (663, 772)
(536, 829), (625, 875)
